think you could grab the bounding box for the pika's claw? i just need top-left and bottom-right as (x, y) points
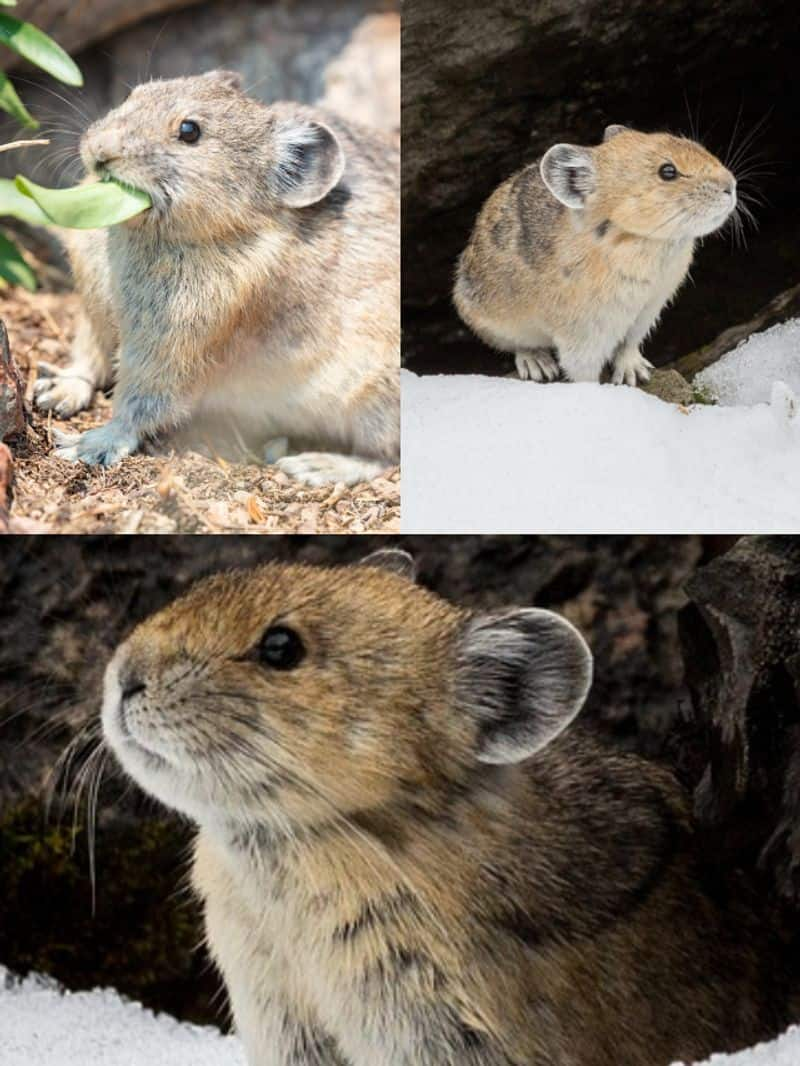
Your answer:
(52, 422), (138, 467)
(611, 349), (653, 387)
(515, 349), (560, 383)
(34, 364), (95, 418)
(51, 427), (81, 448)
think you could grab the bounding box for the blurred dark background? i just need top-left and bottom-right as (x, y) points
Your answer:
(2, 534), (800, 1027)
(402, 0), (800, 375)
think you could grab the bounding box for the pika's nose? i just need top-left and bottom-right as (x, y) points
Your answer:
(86, 127), (123, 168)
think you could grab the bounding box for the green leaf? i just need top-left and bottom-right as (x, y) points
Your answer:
(0, 2), (18, 7)
(0, 230), (36, 289)
(0, 14), (83, 87)
(0, 177), (49, 224)
(0, 70), (37, 127)
(15, 174), (152, 229)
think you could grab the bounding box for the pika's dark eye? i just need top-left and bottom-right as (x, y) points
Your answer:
(257, 626), (305, 670)
(178, 120), (201, 144)
(659, 162), (678, 181)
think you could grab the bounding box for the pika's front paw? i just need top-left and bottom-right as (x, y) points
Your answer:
(275, 452), (386, 487)
(53, 422), (138, 467)
(515, 349), (560, 383)
(611, 348), (653, 387)
(34, 361), (95, 418)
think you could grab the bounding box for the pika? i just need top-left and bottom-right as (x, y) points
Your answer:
(101, 550), (784, 1066)
(35, 70), (399, 486)
(454, 125), (736, 385)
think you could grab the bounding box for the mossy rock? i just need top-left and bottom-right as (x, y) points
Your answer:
(641, 368), (695, 406)
(0, 798), (225, 1027)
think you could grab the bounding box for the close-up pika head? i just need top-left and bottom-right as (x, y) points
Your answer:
(80, 68), (345, 239)
(101, 549), (592, 829)
(540, 124), (736, 240)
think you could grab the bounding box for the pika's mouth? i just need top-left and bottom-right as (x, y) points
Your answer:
(112, 706), (170, 765)
(92, 163), (157, 215)
(103, 685), (172, 769)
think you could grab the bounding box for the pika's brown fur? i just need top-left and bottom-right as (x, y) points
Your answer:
(36, 71), (399, 486)
(102, 551), (786, 1066)
(455, 126), (736, 385)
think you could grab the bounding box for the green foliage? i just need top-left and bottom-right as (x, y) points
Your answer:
(0, 13), (82, 93)
(15, 174), (152, 228)
(0, 7), (84, 287)
(691, 382), (718, 406)
(0, 69), (34, 127)
(0, 228), (34, 288)
(0, 176), (48, 225)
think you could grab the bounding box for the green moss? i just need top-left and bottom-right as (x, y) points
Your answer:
(0, 798), (225, 1026)
(691, 382), (717, 406)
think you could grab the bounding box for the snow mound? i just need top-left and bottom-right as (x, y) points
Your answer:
(672, 1026), (800, 1065)
(695, 319), (800, 407)
(401, 371), (800, 533)
(0, 967), (245, 1066)
(0, 963), (797, 1066)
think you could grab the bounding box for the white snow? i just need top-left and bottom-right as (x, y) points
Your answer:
(0, 967), (245, 1066)
(401, 369), (800, 533)
(672, 1026), (800, 1065)
(695, 319), (800, 407)
(0, 964), (797, 1065)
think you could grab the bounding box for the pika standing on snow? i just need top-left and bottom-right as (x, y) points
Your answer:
(454, 125), (737, 385)
(35, 71), (399, 486)
(101, 550), (785, 1066)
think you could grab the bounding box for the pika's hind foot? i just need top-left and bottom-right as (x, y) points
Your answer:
(611, 348), (653, 387)
(275, 452), (387, 487)
(515, 349), (560, 383)
(34, 361), (96, 418)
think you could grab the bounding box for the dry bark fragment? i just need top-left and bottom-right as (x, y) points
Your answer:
(0, 320), (25, 441)
(0, 441), (13, 533)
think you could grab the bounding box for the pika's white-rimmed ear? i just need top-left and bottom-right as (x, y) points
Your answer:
(457, 608), (593, 765)
(272, 120), (345, 208)
(540, 144), (597, 209)
(202, 69), (243, 91)
(603, 124), (629, 142)
(359, 549), (417, 581)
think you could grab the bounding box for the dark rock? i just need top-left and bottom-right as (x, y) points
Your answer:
(680, 537), (800, 903)
(641, 368), (694, 406)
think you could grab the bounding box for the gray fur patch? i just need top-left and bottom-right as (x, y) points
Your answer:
(515, 165), (560, 266)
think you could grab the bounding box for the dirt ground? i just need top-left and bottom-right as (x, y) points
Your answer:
(1, 271), (400, 534)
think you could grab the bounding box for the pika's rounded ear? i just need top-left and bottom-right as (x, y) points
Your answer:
(457, 608), (593, 765)
(603, 123), (629, 142)
(540, 144), (597, 209)
(359, 549), (417, 581)
(202, 69), (243, 91)
(272, 120), (345, 208)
